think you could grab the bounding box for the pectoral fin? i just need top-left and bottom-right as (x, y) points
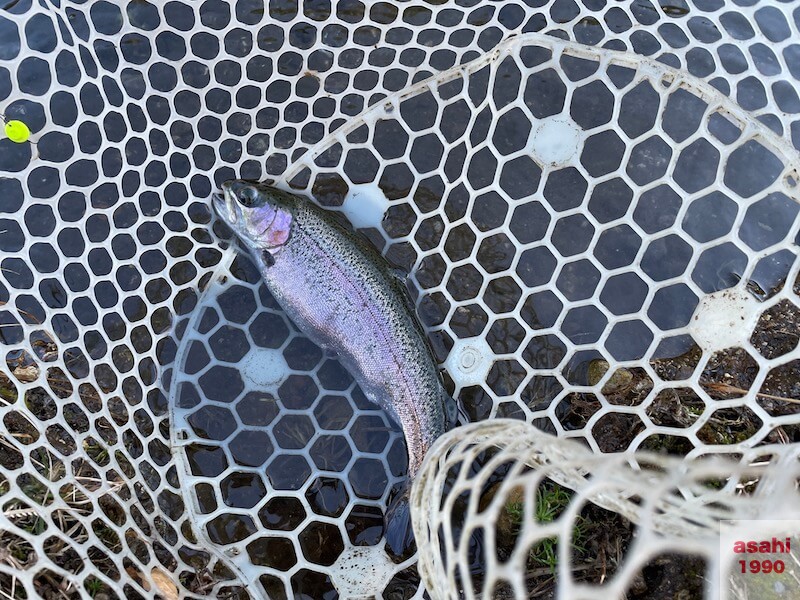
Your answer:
(260, 249), (275, 268)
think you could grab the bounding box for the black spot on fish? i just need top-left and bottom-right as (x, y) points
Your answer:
(261, 249), (275, 267)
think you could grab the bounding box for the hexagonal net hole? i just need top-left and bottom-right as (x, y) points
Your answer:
(758, 359), (800, 417)
(699, 347), (759, 400)
(750, 299), (800, 360)
(592, 412), (646, 452)
(697, 407), (764, 445)
(645, 388), (705, 429)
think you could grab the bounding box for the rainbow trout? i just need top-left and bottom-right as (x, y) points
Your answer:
(213, 180), (453, 559)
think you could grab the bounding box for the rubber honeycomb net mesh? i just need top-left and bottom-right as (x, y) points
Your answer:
(1, 0), (800, 598)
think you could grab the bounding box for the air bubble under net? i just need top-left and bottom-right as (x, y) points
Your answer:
(1, 1), (800, 599)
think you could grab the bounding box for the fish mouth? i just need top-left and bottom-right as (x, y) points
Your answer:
(212, 183), (239, 225)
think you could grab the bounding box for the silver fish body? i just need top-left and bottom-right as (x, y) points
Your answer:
(213, 181), (450, 556)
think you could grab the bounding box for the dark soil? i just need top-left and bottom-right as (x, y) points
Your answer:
(524, 288), (800, 598)
(480, 479), (707, 600)
(626, 553), (706, 600)
(567, 295), (800, 453)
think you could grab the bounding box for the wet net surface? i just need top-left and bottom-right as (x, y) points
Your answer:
(1, 0), (800, 598)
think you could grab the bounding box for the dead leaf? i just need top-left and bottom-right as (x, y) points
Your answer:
(151, 568), (179, 600)
(13, 365), (39, 382)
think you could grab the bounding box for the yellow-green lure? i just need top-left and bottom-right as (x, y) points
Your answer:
(4, 119), (31, 143)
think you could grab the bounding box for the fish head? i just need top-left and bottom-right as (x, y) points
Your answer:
(214, 180), (294, 252)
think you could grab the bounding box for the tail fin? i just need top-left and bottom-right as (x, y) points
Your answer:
(384, 481), (416, 562)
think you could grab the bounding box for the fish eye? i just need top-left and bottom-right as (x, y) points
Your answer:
(237, 186), (259, 208)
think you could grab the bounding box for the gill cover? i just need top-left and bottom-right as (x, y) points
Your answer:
(219, 180), (293, 250)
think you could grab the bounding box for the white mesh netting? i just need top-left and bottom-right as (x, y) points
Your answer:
(413, 420), (800, 599)
(1, 0), (800, 599)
